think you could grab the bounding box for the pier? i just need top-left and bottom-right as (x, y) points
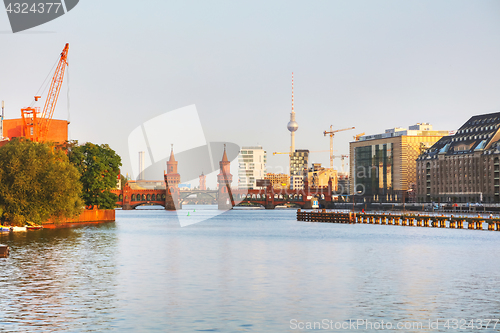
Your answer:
(297, 210), (500, 231)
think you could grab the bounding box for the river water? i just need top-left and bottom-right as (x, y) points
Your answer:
(1, 205), (500, 332)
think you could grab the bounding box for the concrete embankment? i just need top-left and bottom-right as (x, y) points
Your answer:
(42, 209), (115, 228)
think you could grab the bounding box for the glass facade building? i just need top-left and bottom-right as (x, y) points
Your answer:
(354, 143), (393, 200)
(350, 124), (449, 202)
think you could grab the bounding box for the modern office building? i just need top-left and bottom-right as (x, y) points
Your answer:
(238, 146), (267, 189)
(416, 112), (500, 203)
(350, 123), (449, 202)
(290, 149), (309, 189)
(307, 163), (337, 190)
(265, 173), (290, 190)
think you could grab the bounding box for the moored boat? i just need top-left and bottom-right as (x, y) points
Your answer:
(26, 226), (43, 230)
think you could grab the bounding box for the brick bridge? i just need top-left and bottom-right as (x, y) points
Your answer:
(112, 145), (334, 210)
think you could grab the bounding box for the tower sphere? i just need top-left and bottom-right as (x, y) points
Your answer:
(287, 121), (298, 132)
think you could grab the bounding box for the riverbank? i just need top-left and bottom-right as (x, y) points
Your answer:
(42, 208), (115, 227)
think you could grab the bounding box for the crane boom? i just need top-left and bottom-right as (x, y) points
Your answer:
(273, 150), (330, 155)
(21, 43), (69, 142)
(323, 126), (355, 169)
(39, 43), (69, 141)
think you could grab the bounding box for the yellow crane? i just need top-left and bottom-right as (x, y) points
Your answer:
(272, 150), (330, 155)
(353, 132), (365, 141)
(323, 126), (355, 169)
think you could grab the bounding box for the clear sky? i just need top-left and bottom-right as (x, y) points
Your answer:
(1, 0), (500, 187)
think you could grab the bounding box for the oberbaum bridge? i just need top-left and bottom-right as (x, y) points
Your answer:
(110, 147), (500, 231)
(111, 146), (334, 210)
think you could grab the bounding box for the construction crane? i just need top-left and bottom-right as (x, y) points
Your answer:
(339, 154), (348, 174)
(273, 151), (348, 173)
(323, 126), (355, 169)
(21, 43), (69, 142)
(272, 150), (330, 155)
(353, 132), (365, 141)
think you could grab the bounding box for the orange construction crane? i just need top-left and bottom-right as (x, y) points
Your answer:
(323, 126), (355, 169)
(21, 43), (69, 142)
(353, 132), (365, 141)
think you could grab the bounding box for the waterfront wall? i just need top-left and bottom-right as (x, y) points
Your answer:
(43, 209), (115, 226)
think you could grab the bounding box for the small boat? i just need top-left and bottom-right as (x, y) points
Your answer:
(0, 227), (10, 232)
(26, 226), (43, 230)
(11, 226), (27, 232)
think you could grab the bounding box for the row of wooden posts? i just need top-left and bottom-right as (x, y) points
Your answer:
(296, 209), (500, 231)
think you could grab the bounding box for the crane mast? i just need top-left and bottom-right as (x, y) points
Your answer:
(21, 43), (69, 142)
(323, 126), (355, 169)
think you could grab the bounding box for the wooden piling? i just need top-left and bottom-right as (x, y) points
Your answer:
(0, 244), (9, 258)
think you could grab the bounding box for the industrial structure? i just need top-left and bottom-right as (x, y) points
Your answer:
(350, 123), (449, 202)
(323, 126), (354, 169)
(138, 151), (145, 180)
(416, 112), (500, 203)
(1, 44), (70, 145)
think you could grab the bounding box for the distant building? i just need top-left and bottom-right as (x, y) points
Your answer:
(307, 163), (337, 189)
(265, 173), (290, 189)
(350, 123), (448, 202)
(238, 146), (267, 189)
(178, 183), (191, 190)
(199, 172), (206, 190)
(337, 174), (350, 195)
(416, 112), (500, 203)
(290, 149), (309, 189)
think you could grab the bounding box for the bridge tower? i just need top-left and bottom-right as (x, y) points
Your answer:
(199, 172), (206, 191)
(164, 145), (181, 210)
(121, 182), (133, 210)
(217, 145), (234, 210)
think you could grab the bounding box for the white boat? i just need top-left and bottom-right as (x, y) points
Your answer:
(11, 226), (27, 232)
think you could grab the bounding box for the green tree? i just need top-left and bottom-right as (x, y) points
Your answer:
(120, 173), (130, 189)
(0, 138), (83, 225)
(66, 141), (122, 209)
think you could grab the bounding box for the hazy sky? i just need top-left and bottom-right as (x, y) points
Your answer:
(1, 0), (500, 187)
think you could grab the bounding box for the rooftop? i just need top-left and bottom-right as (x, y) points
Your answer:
(358, 123), (449, 142)
(418, 112), (500, 159)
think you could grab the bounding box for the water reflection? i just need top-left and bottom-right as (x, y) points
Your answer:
(2, 208), (500, 332)
(0, 223), (118, 332)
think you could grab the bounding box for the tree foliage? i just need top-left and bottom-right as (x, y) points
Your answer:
(0, 138), (83, 225)
(66, 141), (121, 209)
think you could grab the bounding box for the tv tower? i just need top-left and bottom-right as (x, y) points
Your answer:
(287, 72), (298, 154)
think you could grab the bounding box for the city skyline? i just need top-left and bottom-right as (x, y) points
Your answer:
(1, 1), (500, 184)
